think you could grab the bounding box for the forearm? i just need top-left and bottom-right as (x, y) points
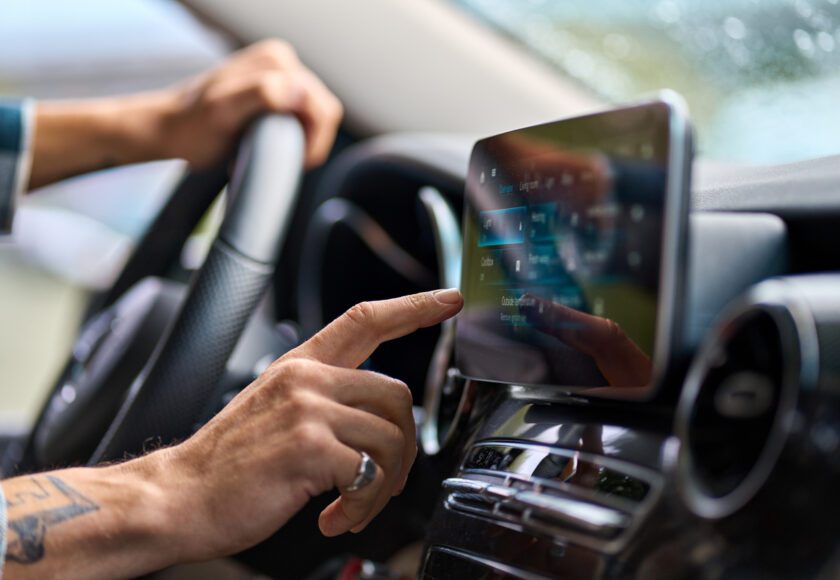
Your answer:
(25, 40), (344, 193)
(2, 452), (179, 580)
(28, 93), (175, 190)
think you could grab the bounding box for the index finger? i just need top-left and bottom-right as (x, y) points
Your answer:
(294, 67), (344, 167)
(291, 289), (463, 368)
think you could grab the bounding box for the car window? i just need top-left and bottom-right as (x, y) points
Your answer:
(452, 0), (840, 164)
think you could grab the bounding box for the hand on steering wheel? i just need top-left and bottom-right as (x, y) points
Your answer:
(15, 40), (346, 474)
(21, 112), (326, 471)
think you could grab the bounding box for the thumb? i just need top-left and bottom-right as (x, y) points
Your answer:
(292, 288), (463, 368)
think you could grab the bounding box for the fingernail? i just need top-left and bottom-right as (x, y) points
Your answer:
(433, 288), (462, 305)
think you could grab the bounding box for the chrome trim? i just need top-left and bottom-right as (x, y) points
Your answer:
(418, 186), (462, 290)
(464, 466), (642, 514)
(417, 186), (464, 455)
(514, 491), (629, 536)
(506, 384), (591, 405)
(676, 277), (820, 520)
(647, 90), (693, 399)
(444, 485), (633, 554)
(425, 546), (553, 580)
(484, 484), (518, 501)
(442, 477), (489, 494)
(443, 441), (663, 553)
(462, 441), (662, 501)
(422, 375), (478, 455)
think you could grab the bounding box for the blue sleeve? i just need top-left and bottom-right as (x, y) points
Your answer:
(0, 99), (34, 235)
(0, 479), (6, 578)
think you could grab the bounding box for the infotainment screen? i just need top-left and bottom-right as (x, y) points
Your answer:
(455, 98), (691, 395)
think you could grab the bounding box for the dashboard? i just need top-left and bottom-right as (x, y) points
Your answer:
(259, 110), (840, 579)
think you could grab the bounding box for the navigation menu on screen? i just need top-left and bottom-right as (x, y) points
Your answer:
(456, 102), (685, 391)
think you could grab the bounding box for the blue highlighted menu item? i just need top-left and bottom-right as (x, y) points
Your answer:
(478, 207), (527, 247)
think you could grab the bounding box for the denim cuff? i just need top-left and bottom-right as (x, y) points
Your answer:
(0, 98), (35, 235)
(0, 478), (7, 579)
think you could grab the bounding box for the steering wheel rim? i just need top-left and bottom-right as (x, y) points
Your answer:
(13, 115), (305, 469)
(91, 114), (305, 463)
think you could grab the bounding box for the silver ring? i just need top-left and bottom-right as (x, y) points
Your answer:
(345, 451), (377, 492)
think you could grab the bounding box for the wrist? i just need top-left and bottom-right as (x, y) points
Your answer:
(1, 457), (189, 578)
(122, 444), (228, 564)
(97, 91), (178, 165)
(30, 93), (177, 189)
(102, 449), (188, 569)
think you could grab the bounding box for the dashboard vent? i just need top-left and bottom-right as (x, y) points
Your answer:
(676, 278), (820, 519)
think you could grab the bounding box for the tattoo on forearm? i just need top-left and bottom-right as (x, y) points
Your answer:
(5, 476), (99, 564)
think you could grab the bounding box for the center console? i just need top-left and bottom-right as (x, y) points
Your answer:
(420, 97), (692, 579)
(418, 96), (811, 579)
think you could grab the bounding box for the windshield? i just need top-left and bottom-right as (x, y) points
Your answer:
(452, 0), (840, 164)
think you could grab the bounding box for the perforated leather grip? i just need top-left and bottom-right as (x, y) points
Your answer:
(91, 116), (304, 462)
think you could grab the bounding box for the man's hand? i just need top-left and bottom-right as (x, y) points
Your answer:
(145, 288), (464, 559)
(1, 289), (462, 579)
(157, 40), (343, 169)
(29, 40), (342, 189)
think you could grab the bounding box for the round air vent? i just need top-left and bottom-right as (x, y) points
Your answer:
(676, 277), (821, 519)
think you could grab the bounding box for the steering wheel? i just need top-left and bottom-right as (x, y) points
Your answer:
(8, 115), (305, 471)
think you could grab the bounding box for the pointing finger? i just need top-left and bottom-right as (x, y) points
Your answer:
(293, 289), (463, 369)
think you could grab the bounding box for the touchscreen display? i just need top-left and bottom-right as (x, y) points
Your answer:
(456, 103), (678, 390)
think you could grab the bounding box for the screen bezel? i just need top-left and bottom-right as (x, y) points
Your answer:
(455, 94), (693, 401)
